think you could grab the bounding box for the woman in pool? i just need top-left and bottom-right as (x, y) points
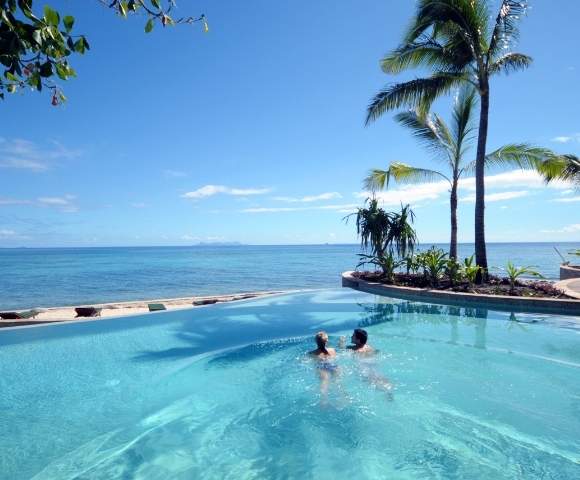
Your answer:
(309, 331), (336, 359)
(309, 331), (338, 402)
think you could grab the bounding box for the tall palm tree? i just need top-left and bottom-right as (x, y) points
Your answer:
(365, 0), (532, 278)
(365, 87), (550, 260)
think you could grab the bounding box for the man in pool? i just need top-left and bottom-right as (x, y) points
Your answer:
(345, 328), (374, 354)
(340, 328), (393, 396)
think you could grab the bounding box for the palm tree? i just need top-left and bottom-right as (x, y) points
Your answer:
(365, 0), (532, 278)
(540, 155), (580, 188)
(365, 87), (551, 260)
(349, 199), (418, 259)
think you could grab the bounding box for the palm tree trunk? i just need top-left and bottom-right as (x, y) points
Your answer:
(450, 180), (458, 259)
(475, 83), (490, 281)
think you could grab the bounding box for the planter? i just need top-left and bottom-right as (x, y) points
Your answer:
(342, 271), (580, 316)
(560, 264), (580, 280)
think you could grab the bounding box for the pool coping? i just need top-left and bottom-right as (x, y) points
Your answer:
(0, 289), (310, 333)
(342, 271), (580, 316)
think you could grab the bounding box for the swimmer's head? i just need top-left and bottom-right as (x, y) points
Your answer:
(315, 331), (329, 350)
(352, 328), (368, 346)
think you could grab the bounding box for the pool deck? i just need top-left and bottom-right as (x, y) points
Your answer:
(555, 278), (580, 300)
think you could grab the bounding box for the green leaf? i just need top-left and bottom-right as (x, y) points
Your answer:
(150, 0), (161, 9)
(145, 18), (154, 33)
(39, 61), (53, 78)
(5, 71), (18, 82)
(32, 28), (43, 45)
(82, 36), (90, 51)
(55, 63), (67, 80)
(63, 15), (74, 32)
(43, 5), (59, 26)
(119, 1), (128, 17)
(74, 38), (86, 54)
(7, 84), (17, 93)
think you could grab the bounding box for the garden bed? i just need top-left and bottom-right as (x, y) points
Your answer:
(342, 271), (580, 316)
(352, 271), (574, 300)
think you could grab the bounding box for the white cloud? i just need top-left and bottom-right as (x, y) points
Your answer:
(181, 234), (200, 241)
(551, 133), (580, 144)
(553, 196), (580, 203)
(0, 198), (32, 206)
(37, 195), (78, 212)
(242, 203), (359, 214)
(131, 202), (147, 208)
(0, 229), (30, 240)
(460, 190), (529, 203)
(274, 192), (343, 203)
(459, 170), (568, 191)
(0, 229), (17, 237)
(0, 139), (81, 172)
(355, 180), (450, 206)
(542, 224), (580, 234)
(354, 170), (569, 208)
(182, 185), (272, 199)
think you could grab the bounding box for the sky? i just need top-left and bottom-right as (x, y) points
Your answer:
(0, 0), (579, 247)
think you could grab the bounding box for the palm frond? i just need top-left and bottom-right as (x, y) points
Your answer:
(485, 144), (556, 170)
(380, 38), (455, 74)
(451, 86), (477, 163)
(365, 72), (466, 125)
(409, 0), (490, 56)
(489, 52), (533, 75)
(394, 110), (451, 156)
(540, 155), (580, 187)
(488, 0), (529, 58)
(364, 163), (450, 192)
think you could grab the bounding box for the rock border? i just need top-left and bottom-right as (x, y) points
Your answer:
(342, 271), (580, 316)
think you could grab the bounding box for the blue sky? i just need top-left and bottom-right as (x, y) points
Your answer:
(0, 0), (579, 247)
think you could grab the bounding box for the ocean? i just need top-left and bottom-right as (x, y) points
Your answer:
(0, 243), (578, 310)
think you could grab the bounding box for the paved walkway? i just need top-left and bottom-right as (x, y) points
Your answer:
(555, 278), (580, 300)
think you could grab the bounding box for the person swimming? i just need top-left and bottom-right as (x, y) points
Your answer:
(340, 328), (374, 354)
(309, 331), (337, 368)
(340, 328), (393, 397)
(309, 331), (339, 401)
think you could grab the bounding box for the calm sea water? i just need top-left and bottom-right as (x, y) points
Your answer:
(0, 243), (578, 310)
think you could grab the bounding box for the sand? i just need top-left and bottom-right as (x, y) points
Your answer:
(0, 291), (286, 328)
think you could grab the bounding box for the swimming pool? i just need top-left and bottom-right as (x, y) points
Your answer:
(1, 289), (579, 479)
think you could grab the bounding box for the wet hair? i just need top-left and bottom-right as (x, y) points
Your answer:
(353, 328), (368, 345)
(315, 331), (329, 355)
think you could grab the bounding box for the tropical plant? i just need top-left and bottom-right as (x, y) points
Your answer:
(417, 247), (448, 287)
(445, 257), (462, 285)
(404, 253), (421, 275)
(0, 1), (208, 104)
(348, 199), (418, 259)
(365, 87), (550, 259)
(504, 261), (544, 292)
(365, 0), (533, 277)
(461, 255), (482, 287)
(357, 252), (404, 282)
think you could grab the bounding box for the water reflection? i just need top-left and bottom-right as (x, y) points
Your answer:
(357, 300), (490, 349)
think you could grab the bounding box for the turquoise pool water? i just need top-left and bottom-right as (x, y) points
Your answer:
(1, 289), (579, 479)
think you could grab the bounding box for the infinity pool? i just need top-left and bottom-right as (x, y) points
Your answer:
(1, 289), (579, 479)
